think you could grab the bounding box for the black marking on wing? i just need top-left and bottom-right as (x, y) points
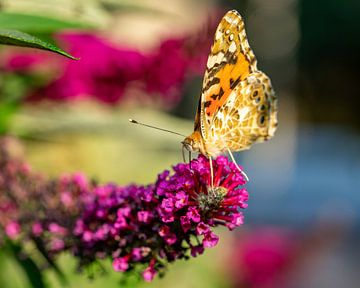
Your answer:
(194, 95), (202, 131)
(210, 87), (224, 100)
(202, 77), (220, 93)
(230, 77), (240, 89)
(204, 101), (211, 107)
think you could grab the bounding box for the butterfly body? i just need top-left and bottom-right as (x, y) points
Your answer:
(183, 10), (277, 158)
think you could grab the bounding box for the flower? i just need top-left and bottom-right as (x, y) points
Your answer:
(229, 227), (297, 288)
(31, 222), (43, 236)
(5, 221), (21, 239)
(0, 137), (248, 281)
(36, 33), (147, 104)
(143, 259), (157, 282)
(144, 38), (189, 106)
(3, 52), (49, 72)
(63, 154), (248, 280)
(1, 23), (214, 108)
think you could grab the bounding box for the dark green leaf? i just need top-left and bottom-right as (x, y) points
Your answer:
(32, 237), (69, 286)
(0, 12), (90, 33)
(8, 242), (47, 288)
(0, 29), (78, 59)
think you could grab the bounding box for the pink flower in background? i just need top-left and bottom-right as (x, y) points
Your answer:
(1, 21), (214, 108)
(144, 38), (189, 106)
(33, 33), (147, 104)
(31, 222), (43, 236)
(48, 223), (68, 236)
(50, 238), (65, 251)
(5, 221), (21, 239)
(230, 228), (297, 288)
(3, 52), (50, 72)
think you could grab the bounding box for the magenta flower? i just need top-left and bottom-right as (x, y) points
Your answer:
(0, 137), (248, 281)
(144, 38), (189, 106)
(34, 33), (147, 104)
(202, 231), (219, 248)
(137, 210), (153, 223)
(50, 238), (65, 251)
(143, 262), (157, 282)
(48, 223), (68, 236)
(68, 155), (248, 280)
(3, 52), (49, 72)
(31, 222), (43, 236)
(1, 25), (213, 108)
(5, 221), (21, 239)
(113, 256), (130, 272)
(230, 228), (297, 288)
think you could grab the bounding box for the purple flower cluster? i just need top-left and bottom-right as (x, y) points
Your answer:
(0, 137), (248, 281)
(2, 30), (212, 107)
(0, 137), (89, 254)
(72, 155), (248, 280)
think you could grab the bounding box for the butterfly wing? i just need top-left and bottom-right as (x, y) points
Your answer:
(207, 71), (277, 153)
(193, 10), (277, 154)
(195, 10), (257, 137)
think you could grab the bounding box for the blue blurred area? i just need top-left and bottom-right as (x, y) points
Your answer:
(244, 125), (360, 227)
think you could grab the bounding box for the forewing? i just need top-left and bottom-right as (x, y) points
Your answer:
(198, 10), (257, 139)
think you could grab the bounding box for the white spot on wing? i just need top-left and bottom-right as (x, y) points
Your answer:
(226, 88), (238, 106)
(229, 41), (237, 53)
(238, 107), (250, 121)
(217, 112), (225, 120)
(207, 52), (224, 69)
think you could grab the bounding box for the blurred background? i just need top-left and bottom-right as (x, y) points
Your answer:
(1, 0), (360, 287)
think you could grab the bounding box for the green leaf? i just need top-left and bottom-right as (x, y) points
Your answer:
(0, 29), (78, 59)
(32, 237), (69, 286)
(0, 12), (90, 33)
(8, 242), (48, 288)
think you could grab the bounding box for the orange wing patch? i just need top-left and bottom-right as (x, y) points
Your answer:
(204, 54), (251, 117)
(198, 10), (257, 139)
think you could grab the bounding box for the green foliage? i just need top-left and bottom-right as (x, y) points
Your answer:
(0, 102), (17, 134)
(0, 73), (30, 135)
(0, 12), (90, 33)
(0, 29), (77, 59)
(7, 242), (48, 288)
(0, 11), (81, 135)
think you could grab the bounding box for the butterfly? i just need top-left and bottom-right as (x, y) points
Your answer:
(182, 10), (278, 183)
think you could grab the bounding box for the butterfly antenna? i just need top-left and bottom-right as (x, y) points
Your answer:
(129, 119), (186, 138)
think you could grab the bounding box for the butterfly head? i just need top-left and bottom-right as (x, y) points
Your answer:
(182, 131), (205, 154)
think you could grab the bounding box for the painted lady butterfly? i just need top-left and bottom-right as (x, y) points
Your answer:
(182, 10), (278, 182)
(131, 10), (277, 183)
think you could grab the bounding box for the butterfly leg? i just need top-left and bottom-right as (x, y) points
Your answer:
(182, 145), (186, 163)
(209, 156), (214, 188)
(189, 151), (192, 171)
(227, 148), (249, 182)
